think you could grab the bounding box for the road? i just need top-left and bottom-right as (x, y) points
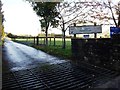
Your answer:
(2, 39), (66, 72)
(2, 39), (120, 90)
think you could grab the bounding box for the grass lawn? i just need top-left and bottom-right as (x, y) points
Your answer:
(14, 38), (71, 46)
(33, 45), (72, 59)
(0, 42), (2, 46)
(13, 38), (72, 60)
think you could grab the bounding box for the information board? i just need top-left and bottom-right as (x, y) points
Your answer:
(69, 25), (102, 34)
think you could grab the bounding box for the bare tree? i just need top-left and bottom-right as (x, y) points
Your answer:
(94, 0), (120, 27)
(57, 1), (98, 49)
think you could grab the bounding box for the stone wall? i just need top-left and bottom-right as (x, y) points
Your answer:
(71, 38), (120, 71)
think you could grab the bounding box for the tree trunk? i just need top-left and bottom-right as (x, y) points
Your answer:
(62, 31), (66, 49)
(62, 23), (66, 49)
(109, 2), (118, 27)
(45, 26), (48, 46)
(118, 13), (120, 27)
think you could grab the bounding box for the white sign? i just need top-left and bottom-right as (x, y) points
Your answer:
(69, 25), (102, 34)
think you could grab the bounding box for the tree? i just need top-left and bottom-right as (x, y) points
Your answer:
(99, 0), (120, 27)
(109, 1), (120, 27)
(26, 1), (60, 45)
(57, 1), (99, 49)
(7, 33), (14, 38)
(118, 2), (120, 27)
(0, 0), (5, 38)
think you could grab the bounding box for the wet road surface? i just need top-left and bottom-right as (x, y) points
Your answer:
(2, 39), (67, 72)
(2, 40), (119, 90)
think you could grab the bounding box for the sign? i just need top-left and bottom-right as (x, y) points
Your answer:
(110, 27), (120, 37)
(69, 25), (102, 34)
(83, 35), (89, 38)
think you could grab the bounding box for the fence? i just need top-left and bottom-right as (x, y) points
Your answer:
(11, 36), (71, 47)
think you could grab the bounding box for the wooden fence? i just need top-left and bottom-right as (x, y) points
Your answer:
(11, 36), (71, 47)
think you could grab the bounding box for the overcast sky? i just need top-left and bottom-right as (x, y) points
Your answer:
(2, 0), (119, 36)
(2, 0), (41, 36)
(2, 0), (64, 36)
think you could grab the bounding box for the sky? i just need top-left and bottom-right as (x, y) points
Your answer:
(2, 0), (63, 36)
(1, 0), (119, 36)
(2, 0), (41, 36)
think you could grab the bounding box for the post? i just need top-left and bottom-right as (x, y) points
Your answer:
(41, 38), (42, 44)
(14, 37), (15, 41)
(50, 37), (51, 46)
(94, 22), (97, 38)
(74, 34), (76, 38)
(94, 33), (97, 38)
(54, 36), (55, 46)
(44, 38), (45, 45)
(34, 37), (35, 45)
(36, 36), (39, 45)
(73, 23), (76, 38)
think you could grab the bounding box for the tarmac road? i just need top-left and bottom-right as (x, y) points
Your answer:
(2, 39), (67, 72)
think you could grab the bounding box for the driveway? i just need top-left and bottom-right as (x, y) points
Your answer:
(2, 39), (66, 72)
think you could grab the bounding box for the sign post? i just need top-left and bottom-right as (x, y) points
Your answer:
(73, 23), (76, 38)
(69, 25), (102, 38)
(94, 22), (97, 38)
(94, 33), (97, 38)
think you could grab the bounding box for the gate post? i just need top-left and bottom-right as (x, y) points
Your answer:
(54, 37), (55, 46)
(34, 37), (35, 45)
(37, 36), (39, 45)
(73, 23), (76, 38)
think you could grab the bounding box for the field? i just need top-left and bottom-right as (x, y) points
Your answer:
(14, 38), (71, 46)
(13, 38), (72, 59)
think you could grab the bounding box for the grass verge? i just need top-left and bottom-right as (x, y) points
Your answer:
(13, 39), (72, 60)
(32, 45), (72, 60)
(0, 42), (2, 46)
